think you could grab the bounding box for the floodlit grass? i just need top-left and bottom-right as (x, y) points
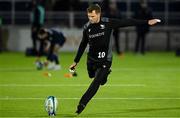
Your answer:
(0, 52), (180, 117)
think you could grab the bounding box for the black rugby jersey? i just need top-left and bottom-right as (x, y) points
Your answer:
(47, 28), (66, 46)
(74, 17), (147, 63)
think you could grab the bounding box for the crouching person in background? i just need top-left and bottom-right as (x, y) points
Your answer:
(36, 27), (66, 70)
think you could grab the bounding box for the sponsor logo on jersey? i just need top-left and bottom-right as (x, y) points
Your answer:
(89, 32), (105, 39)
(100, 24), (105, 29)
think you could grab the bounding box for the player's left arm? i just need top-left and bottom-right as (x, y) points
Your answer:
(110, 18), (161, 28)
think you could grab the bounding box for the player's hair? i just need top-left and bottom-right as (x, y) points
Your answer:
(38, 28), (47, 35)
(87, 4), (101, 13)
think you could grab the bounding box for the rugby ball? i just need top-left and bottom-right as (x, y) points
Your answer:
(35, 61), (43, 70)
(45, 96), (58, 116)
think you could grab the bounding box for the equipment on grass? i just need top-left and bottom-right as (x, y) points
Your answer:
(43, 72), (52, 77)
(45, 96), (58, 116)
(64, 68), (78, 78)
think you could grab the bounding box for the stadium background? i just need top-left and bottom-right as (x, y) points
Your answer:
(0, 0), (180, 117)
(0, 0), (180, 52)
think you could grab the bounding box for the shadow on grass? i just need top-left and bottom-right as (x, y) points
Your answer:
(82, 107), (180, 117)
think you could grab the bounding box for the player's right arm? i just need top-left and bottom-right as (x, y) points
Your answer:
(69, 29), (88, 70)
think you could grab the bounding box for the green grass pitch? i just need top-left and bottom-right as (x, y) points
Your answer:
(0, 52), (180, 117)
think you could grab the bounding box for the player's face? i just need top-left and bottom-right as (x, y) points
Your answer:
(87, 10), (101, 24)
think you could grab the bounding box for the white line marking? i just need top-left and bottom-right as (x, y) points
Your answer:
(0, 97), (180, 100)
(0, 84), (146, 87)
(0, 67), (180, 72)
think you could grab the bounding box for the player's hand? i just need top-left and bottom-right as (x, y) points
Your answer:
(148, 19), (161, 26)
(69, 62), (77, 72)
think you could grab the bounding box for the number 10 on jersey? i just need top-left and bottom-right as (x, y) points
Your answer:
(98, 52), (105, 58)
